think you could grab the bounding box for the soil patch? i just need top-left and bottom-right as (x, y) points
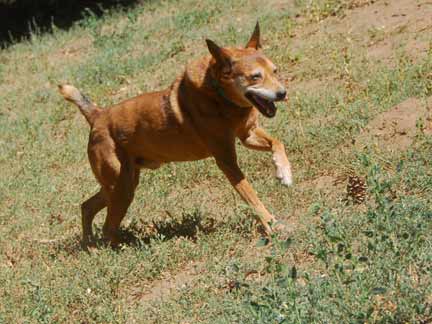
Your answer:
(126, 260), (205, 304)
(356, 97), (432, 152)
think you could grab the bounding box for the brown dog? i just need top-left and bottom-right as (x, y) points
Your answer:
(59, 23), (292, 246)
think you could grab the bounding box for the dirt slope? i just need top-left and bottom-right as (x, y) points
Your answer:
(356, 97), (432, 151)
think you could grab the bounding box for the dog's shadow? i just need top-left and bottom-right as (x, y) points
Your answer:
(49, 210), (219, 255)
(48, 209), (259, 256)
(117, 210), (219, 247)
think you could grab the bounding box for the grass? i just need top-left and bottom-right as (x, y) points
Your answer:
(0, 0), (431, 323)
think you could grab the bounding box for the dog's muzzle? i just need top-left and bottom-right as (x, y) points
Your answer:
(245, 88), (286, 118)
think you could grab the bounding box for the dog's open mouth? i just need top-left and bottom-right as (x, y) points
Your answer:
(245, 92), (277, 118)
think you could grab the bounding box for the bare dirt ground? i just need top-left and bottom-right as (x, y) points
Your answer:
(288, 0), (432, 92)
(356, 96), (432, 151)
(129, 260), (205, 303)
(312, 0), (431, 63)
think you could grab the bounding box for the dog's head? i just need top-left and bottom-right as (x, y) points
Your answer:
(206, 22), (286, 118)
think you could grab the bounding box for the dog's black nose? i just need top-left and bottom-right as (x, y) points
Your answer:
(276, 89), (286, 101)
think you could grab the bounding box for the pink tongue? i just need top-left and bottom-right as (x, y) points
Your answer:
(254, 95), (275, 114)
(255, 96), (268, 107)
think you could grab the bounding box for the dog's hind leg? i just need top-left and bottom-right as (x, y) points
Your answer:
(81, 190), (106, 244)
(88, 138), (139, 246)
(101, 159), (139, 246)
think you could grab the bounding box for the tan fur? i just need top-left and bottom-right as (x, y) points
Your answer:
(59, 23), (292, 246)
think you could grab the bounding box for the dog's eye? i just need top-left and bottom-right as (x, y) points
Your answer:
(273, 68), (278, 74)
(250, 72), (262, 81)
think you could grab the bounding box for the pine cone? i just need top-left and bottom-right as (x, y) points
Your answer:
(347, 174), (367, 204)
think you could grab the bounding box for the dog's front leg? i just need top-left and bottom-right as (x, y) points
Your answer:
(240, 127), (293, 186)
(215, 153), (277, 235)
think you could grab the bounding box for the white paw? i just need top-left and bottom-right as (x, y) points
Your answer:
(273, 152), (293, 186)
(276, 166), (293, 186)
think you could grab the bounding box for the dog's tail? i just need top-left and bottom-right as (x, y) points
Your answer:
(58, 84), (100, 126)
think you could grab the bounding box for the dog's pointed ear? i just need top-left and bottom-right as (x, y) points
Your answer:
(206, 39), (232, 71)
(245, 22), (261, 49)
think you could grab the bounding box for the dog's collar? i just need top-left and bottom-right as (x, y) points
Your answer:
(209, 77), (252, 109)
